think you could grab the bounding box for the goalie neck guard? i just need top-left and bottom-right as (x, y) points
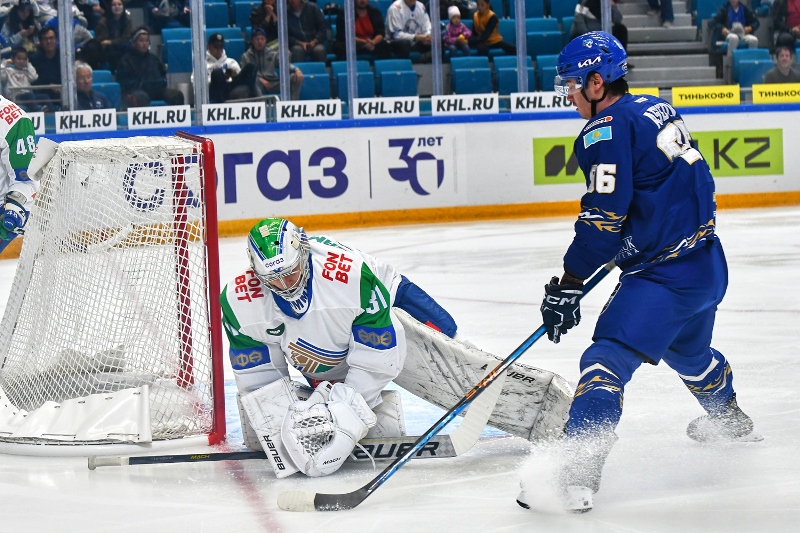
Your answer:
(247, 218), (311, 301)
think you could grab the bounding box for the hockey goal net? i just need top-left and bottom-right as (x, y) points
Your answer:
(0, 133), (225, 453)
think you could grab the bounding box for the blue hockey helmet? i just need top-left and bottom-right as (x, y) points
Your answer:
(554, 31), (628, 96)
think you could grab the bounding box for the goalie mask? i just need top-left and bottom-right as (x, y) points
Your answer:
(247, 218), (311, 301)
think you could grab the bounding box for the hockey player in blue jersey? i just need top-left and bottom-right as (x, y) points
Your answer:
(517, 31), (760, 513)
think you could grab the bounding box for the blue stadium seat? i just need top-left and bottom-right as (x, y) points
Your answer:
(549, 0), (576, 21)
(225, 38), (246, 64)
(234, 1), (260, 29)
(293, 62), (331, 100)
(535, 53), (558, 91)
(206, 28), (244, 42)
(738, 59), (774, 88)
(507, 0), (544, 19)
(491, 19), (516, 58)
(374, 59), (415, 95)
(375, 0), (393, 19)
(92, 70), (114, 83)
(92, 82), (121, 110)
(380, 71), (418, 96)
(161, 28), (191, 42)
(450, 56), (492, 94)
(732, 48), (771, 82)
(527, 31), (563, 59)
(561, 16), (574, 44)
(696, 0), (726, 28)
(526, 17), (559, 32)
(494, 56), (535, 94)
(164, 40), (193, 73)
(331, 60), (373, 98)
(205, 3), (230, 27)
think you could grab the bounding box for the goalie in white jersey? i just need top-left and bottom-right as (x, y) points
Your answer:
(221, 217), (457, 478)
(0, 95), (37, 254)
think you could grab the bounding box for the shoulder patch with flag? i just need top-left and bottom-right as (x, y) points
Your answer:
(584, 125), (613, 148)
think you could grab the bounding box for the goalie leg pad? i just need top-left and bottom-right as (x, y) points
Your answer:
(282, 382), (376, 477)
(239, 377), (310, 478)
(236, 392), (261, 451)
(366, 390), (407, 439)
(393, 309), (572, 441)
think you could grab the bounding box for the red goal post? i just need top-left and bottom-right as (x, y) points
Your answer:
(0, 132), (225, 455)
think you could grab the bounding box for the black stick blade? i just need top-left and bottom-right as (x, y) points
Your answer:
(277, 489), (370, 512)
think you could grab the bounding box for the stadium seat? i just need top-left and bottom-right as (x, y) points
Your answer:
(92, 82), (121, 111)
(450, 56), (492, 94)
(206, 28), (244, 42)
(375, 0), (393, 19)
(331, 60), (374, 99)
(535, 53), (558, 91)
(234, 1), (260, 29)
(164, 40), (192, 73)
(732, 48), (771, 83)
(549, 0), (577, 22)
(737, 59), (775, 88)
(293, 62), (332, 100)
(696, 0), (726, 29)
(526, 17), (559, 33)
(374, 58), (416, 95)
(506, 0), (544, 19)
(561, 16), (574, 44)
(205, 3), (230, 27)
(493, 56), (534, 94)
(92, 70), (114, 83)
(224, 38), (246, 64)
(161, 28), (191, 42)
(527, 30), (563, 59)
(491, 19), (516, 58)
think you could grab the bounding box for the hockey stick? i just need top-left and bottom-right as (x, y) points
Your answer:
(88, 372), (505, 470)
(277, 260), (616, 512)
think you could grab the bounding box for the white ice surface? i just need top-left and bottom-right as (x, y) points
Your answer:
(0, 207), (798, 532)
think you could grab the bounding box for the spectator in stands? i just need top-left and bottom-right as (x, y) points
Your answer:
(250, 0), (279, 45)
(32, 0), (56, 25)
(75, 62), (112, 109)
(713, 0), (759, 58)
(444, 5), (471, 56)
(772, 0), (800, 49)
(0, 0), (17, 20)
(0, 47), (39, 110)
(646, 0), (674, 28)
(439, 0), (471, 23)
(29, 26), (59, 109)
(469, 0), (514, 56)
(386, 0), (432, 62)
(43, 15), (101, 69)
(1, 0), (41, 54)
(205, 33), (258, 103)
(146, 0), (190, 35)
(74, 0), (105, 30)
(334, 0), (391, 60)
(240, 26), (304, 100)
(572, 0), (628, 51)
(763, 45), (800, 83)
(286, 0), (327, 62)
(95, 0), (133, 72)
(116, 26), (184, 108)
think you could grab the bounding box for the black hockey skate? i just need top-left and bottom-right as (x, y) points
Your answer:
(687, 394), (762, 442)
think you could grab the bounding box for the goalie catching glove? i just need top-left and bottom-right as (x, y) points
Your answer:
(281, 381), (377, 477)
(541, 276), (583, 344)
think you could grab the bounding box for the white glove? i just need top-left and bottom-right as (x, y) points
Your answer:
(282, 382), (376, 477)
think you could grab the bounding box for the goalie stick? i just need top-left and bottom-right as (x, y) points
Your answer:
(276, 260), (616, 512)
(88, 365), (506, 470)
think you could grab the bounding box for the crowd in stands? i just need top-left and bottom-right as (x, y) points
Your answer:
(0, 0), (798, 117)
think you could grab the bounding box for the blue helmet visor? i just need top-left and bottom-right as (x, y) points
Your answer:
(554, 75), (583, 96)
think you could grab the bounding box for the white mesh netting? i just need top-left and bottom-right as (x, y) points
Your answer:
(0, 136), (217, 443)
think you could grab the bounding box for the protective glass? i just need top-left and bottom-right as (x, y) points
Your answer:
(554, 75), (582, 96)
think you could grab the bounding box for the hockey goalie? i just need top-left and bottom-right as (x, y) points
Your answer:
(222, 217), (572, 478)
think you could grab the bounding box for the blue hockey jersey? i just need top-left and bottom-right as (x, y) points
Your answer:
(563, 93), (718, 280)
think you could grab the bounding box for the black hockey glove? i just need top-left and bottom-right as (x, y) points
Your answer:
(540, 276), (583, 344)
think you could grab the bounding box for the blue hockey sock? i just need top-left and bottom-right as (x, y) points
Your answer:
(566, 364), (625, 437)
(678, 349), (735, 415)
